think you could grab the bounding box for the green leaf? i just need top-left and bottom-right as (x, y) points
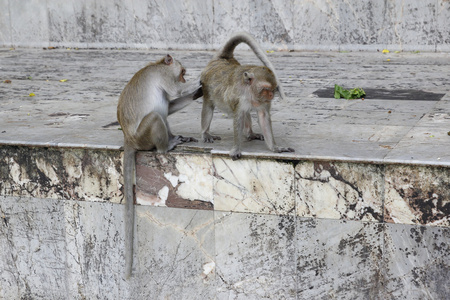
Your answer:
(334, 84), (365, 100)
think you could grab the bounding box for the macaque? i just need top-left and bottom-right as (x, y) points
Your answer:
(197, 32), (294, 160)
(117, 54), (198, 278)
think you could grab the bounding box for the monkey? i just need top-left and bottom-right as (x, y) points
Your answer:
(117, 54), (198, 279)
(198, 32), (294, 160)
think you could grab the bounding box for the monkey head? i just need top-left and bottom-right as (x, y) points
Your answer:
(243, 67), (277, 106)
(160, 54), (187, 83)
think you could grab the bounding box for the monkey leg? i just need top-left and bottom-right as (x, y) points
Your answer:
(256, 109), (295, 154)
(230, 111), (246, 160)
(201, 99), (221, 142)
(166, 122), (198, 146)
(135, 112), (175, 153)
(243, 112), (264, 141)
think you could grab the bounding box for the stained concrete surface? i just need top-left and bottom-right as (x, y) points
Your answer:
(0, 48), (449, 166)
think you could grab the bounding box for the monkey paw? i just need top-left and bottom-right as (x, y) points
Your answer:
(177, 135), (198, 143)
(230, 148), (242, 160)
(247, 133), (264, 141)
(274, 146), (295, 153)
(202, 133), (221, 143)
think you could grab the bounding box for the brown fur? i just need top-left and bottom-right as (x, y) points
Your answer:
(117, 55), (198, 278)
(198, 32), (294, 160)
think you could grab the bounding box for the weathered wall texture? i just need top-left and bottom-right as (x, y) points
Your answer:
(0, 0), (449, 51)
(0, 146), (449, 299)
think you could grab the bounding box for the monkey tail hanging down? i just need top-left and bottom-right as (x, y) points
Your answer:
(198, 32), (294, 160)
(117, 54), (199, 279)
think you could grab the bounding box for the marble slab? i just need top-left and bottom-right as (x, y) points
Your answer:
(436, 0), (450, 52)
(0, 146), (123, 204)
(383, 223), (450, 299)
(384, 165), (450, 226)
(295, 161), (384, 222)
(292, 0), (340, 51)
(214, 211), (297, 299)
(63, 200), (130, 299)
(136, 206), (215, 299)
(296, 218), (384, 299)
(135, 152), (213, 209)
(0, 196), (67, 299)
(213, 157), (295, 215)
(1, 195), (449, 299)
(8, 0), (50, 48)
(0, 0), (11, 47)
(384, 0), (438, 52)
(1, 0), (448, 51)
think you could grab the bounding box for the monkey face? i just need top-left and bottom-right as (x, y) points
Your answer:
(259, 86), (275, 101)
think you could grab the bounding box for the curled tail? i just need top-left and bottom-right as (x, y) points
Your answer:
(218, 32), (287, 102)
(123, 144), (136, 279)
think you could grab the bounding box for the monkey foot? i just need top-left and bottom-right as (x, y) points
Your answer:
(177, 135), (198, 143)
(247, 133), (264, 141)
(274, 146), (295, 153)
(230, 152), (242, 160)
(229, 147), (242, 160)
(202, 134), (221, 143)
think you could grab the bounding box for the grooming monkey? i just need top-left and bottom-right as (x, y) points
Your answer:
(197, 32), (294, 160)
(117, 54), (198, 278)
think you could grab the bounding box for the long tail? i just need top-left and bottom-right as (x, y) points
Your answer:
(218, 32), (287, 102)
(123, 144), (136, 279)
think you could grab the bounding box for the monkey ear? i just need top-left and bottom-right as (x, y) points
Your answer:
(243, 72), (254, 85)
(164, 55), (173, 65)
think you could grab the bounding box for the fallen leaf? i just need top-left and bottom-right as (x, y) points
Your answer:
(59, 79), (68, 82)
(382, 49), (390, 54)
(380, 145), (393, 149)
(29, 93), (35, 97)
(4, 80), (11, 84)
(334, 84), (365, 99)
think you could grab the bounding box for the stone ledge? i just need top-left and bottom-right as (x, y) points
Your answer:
(1, 145), (448, 227)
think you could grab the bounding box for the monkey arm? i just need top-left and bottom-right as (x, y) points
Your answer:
(257, 108), (295, 154)
(168, 91), (197, 115)
(230, 110), (246, 160)
(257, 108), (276, 151)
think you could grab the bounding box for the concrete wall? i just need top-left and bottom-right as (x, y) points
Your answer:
(1, 0), (449, 52)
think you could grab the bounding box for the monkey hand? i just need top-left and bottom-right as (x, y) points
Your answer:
(193, 87), (203, 100)
(274, 146), (295, 153)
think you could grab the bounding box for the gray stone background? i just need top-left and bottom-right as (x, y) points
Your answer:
(1, 0), (449, 52)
